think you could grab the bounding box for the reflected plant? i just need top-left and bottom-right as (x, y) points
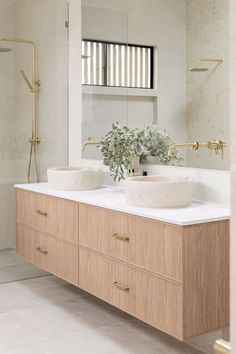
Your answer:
(139, 126), (183, 165)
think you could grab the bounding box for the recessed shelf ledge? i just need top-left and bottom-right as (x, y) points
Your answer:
(82, 85), (158, 97)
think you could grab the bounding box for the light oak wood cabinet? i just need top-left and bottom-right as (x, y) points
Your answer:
(79, 247), (182, 339)
(16, 224), (78, 285)
(16, 189), (78, 243)
(16, 189), (229, 341)
(79, 204), (182, 282)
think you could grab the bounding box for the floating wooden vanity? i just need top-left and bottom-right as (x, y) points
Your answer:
(15, 186), (229, 341)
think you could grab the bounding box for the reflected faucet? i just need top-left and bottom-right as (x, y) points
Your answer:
(168, 140), (226, 159)
(81, 137), (100, 151)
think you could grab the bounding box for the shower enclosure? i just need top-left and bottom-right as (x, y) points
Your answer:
(0, 0), (69, 264)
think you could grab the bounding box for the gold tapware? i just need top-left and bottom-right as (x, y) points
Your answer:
(168, 140), (226, 159)
(214, 339), (231, 354)
(36, 210), (48, 216)
(112, 281), (130, 292)
(81, 137), (100, 151)
(0, 37), (41, 183)
(36, 247), (48, 255)
(112, 233), (130, 242)
(190, 58), (223, 72)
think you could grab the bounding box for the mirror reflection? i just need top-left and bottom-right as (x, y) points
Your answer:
(81, 0), (229, 170)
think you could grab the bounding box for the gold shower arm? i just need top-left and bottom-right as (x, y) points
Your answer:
(199, 58), (224, 63)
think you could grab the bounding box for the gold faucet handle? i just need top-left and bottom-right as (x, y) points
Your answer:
(191, 140), (199, 150)
(207, 140), (226, 159)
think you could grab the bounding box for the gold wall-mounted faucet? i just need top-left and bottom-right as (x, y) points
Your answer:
(168, 140), (226, 159)
(81, 137), (100, 151)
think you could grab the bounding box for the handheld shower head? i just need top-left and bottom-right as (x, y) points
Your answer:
(0, 47), (12, 53)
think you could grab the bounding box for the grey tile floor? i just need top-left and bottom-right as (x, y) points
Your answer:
(0, 250), (205, 354)
(0, 249), (49, 284)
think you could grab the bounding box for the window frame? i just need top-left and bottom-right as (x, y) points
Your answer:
(82, 38), (154, 89)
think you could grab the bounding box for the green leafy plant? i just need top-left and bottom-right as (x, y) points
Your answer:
(99, 122), (144, 181)
(139, 126), (183, 165)
(99, 122), (182, 182)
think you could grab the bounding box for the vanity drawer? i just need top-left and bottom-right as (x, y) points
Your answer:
(79, 247), (136, 314)
(79, 247), (182, 339)
(35, 232), (78, 285)
(79, 204), (182, 282)
(16, 224), (36, 263)
(135, 270), (182, 339)
(16, 224), (78, 285)
(16, 189), (78, 243)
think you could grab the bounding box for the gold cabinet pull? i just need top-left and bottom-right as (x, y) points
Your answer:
(214, 340), (231, 354)
(36, 209), (47, 216)
(112, 281), (130, 292)
(36, 247), (48, 255)
(112, 233), (129, 242)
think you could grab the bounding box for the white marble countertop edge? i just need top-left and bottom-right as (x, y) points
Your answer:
(14, 183), (230, 226)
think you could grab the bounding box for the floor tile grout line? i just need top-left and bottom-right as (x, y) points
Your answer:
(0, 274), (51, 286)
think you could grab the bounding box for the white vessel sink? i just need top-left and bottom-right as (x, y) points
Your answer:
(47, 166), (101, 191)
(125, 175), (192, 208)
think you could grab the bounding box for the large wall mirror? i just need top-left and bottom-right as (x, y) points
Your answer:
(81, 0), (229, 170)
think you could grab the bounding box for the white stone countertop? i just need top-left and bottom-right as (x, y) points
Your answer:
(15, 183), (230, 226)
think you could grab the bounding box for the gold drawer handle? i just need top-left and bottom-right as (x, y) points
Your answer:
(36, 209), (48, 216)
(112, 281), (130, 292)
(214, 340), (231, 354)
(112, 233), (129, 242)
(36, 247), (48, 255)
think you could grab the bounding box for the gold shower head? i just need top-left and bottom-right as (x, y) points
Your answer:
(190, 67), (209, 72)
(190, 58), (223, 72)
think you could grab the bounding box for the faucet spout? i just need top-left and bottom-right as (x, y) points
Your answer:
(81, 137), (100, 151)
(168, 141), (199, 157)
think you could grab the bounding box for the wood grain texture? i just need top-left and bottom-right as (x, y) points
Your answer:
(79, 247), (136, 314)
(135, 268), (182, 339)
(16, 191), (229, 341)
(79, 247), (182, 339)
(16, 189), (78, 243)
(182, 220), (229, 338)
(16, 224), (36, 263)
(17, 224), (78, 285)
(79, 204), (182, 282)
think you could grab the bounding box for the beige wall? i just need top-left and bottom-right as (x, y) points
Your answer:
(187, 0), (229, 170)
(230, 0), (236, 350)
(0, 0), (69, 249)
